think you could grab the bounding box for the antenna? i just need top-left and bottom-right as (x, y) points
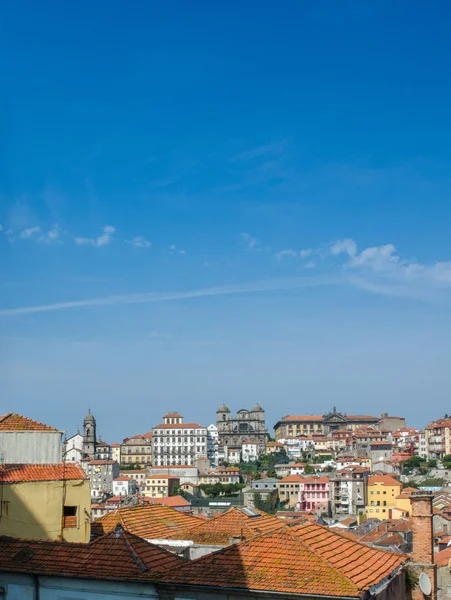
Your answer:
(419, 573), (432, 596)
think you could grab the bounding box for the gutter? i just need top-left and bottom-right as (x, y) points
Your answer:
(156, 582), (360, 600)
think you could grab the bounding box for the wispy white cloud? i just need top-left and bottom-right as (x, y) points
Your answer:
(127, 236), (151, 249)
(330, 238), (451, 288)
(0, 277), (334, 316)
(19, 226), (40, 239)
(241, 232), (258, 250)
(74, 225), (116, 247)
(38, 224), (61, 244)
(275, 248), (313, 260)
(168, 244), (186, 254)
(232, 140), (287, 161)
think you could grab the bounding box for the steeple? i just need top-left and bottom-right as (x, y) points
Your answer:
(83, 410), (96, 457)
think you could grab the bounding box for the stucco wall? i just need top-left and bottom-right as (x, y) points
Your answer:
(438, 565), (451, 599)
(0, 431), (63, 464)
(0, 478), (91, 542)
(0, 572), (159, 600)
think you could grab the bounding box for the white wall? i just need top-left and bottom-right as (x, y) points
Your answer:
(0, 572), (159, 600)
(0, 431), (63, 464)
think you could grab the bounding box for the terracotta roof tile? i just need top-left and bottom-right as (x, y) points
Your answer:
(143, 496), (191, 508)
(0, 526), (182, 582)
(91, 504), (200, 539)
(0, 463), (86, 483)
(434, 546), (451, 567)
(368, 475), (401, 486)
(163, 525), (405, 596)
(0, 413), (58, 432)
(166, 507), (283, 545)
(279, 474), (303, 483)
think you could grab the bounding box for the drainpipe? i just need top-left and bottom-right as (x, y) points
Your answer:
(32, 574), (40, 600)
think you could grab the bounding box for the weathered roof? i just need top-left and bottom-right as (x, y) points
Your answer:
(166, 507), (283, 545)
(91, 504), (200, 539)
(0, 413), (59, 432)
(0, 526), (182, 582)
(162, 524), (406, 597)
(368, 475), (402, 486)
(0, 463), (86, 483)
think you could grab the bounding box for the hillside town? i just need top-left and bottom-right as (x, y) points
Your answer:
(1, 407), (451, 599)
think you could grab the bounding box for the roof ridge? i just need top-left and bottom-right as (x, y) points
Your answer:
(190, 526), (361, 593)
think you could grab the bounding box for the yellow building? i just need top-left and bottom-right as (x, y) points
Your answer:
(365, 475), (402, 520)
(144, 474), (179, 498)
(392, 486), (417, 518)
(0, 463), (91, 542)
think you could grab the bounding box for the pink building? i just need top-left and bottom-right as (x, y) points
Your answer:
(297, 475), (330, 514)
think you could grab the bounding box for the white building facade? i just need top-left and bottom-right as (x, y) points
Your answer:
(65, 432), (84, 462)
(152, 413), (207, 467)
(207, 424), (219, 466)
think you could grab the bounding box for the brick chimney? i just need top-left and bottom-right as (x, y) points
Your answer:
(410, 491), (437, 599)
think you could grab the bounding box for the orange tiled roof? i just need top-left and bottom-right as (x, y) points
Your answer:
(91, 503), (200, 539)
(0, 463), (86, 483)
(163, 525), (405, 596)
(0, 412), (58, 432)
(279, 474), (303, 483)
(166, 507), (283, 545)
(163, 412), (183, 418)
(144, 495), (191, 508)
(0, 526), (182, 581)
(434, 546), (451, 567)
(368, 475), (401, 486)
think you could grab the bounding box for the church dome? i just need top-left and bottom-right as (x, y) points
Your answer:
(84, 410), (95, 422)
(217, 404), (230, 413)
(251, 403), (264, 412)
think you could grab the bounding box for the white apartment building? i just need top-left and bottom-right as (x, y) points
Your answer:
(207, 424), (219, 466)
(152, 413), (207, 467)
(112, 475), (137, 497)
(241, 440), (261, 463)
(425, 418), (451, 459)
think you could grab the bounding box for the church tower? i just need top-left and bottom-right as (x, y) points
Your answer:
(83, 410), (96, 457)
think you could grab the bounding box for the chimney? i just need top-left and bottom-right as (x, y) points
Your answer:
(410, 491), (436, 599)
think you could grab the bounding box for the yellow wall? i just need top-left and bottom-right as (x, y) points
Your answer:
(395, 495), (412, 515)
(0, 479), (91, 542)
(365, 481), (401, 520)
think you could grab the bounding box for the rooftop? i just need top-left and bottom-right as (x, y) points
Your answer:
(0, 412), (59, 432)
(368, 475), (402, 486)
(0, 526), (182, 582)
(91, 503), (200, 539)
(154, 423), (204, 430)
(0, 463), (86, 483)
(163, 524), (406, 597)
(166, 507), (283, 545)
(143, 496), (191, 508)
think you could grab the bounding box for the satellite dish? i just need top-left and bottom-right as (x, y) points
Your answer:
(419, 573), (432, 596)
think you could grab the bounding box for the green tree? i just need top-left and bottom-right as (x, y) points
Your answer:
(304, 465), (315, 474)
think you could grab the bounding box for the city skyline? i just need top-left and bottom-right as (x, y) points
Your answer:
(2, 1), (451, 437)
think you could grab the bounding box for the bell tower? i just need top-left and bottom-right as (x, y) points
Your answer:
(83, 410), (97, 457)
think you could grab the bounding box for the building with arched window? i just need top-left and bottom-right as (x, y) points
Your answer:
(216, 404), (269, 451)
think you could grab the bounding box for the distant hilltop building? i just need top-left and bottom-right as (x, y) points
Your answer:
(216, 404), (270, 450)
(274, 408), (405, 440)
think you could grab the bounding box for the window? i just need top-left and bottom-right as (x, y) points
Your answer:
(63, 506), (78, 529)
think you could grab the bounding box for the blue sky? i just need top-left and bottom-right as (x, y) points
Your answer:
(1, 1), (451, 441)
